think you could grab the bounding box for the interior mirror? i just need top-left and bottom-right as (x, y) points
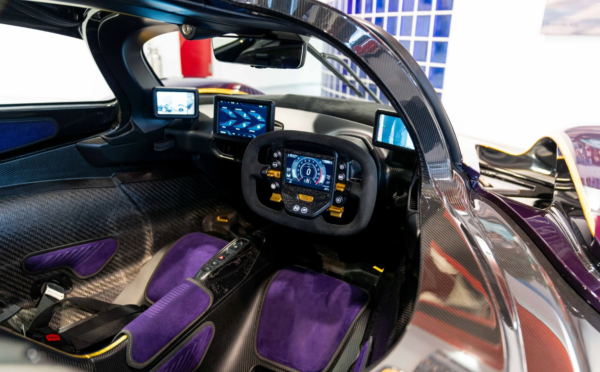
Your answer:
(212, 35), (307, 69)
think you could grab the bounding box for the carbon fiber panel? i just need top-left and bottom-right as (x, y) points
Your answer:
(119, 173), (233, 254)
(0, 172), (234, 331)
(0, 186), (150, 330)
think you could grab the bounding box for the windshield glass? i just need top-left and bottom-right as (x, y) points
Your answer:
(142, 32), (389, 104)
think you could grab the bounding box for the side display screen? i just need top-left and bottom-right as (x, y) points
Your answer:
(214, 96), (275, 141)
(284, 153), (334, 192)
(153, 88), (198, 118)
(373, 110), (415, 151)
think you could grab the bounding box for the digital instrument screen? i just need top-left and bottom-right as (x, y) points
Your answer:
(153, 88), (198, 118)
(374, 111), (414, 151)
(214, 97), (274, 141)
(284, 153), (334, 192)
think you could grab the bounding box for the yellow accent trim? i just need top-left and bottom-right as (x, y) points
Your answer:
(335, 183), (345, 192)
(270, 193), (283, 203)
(373, 266), (384, 273)
(216, 216), (229, 223)
(267, 170), (281, 179)
(327, 205), (344, 218)
(197, 88), (248, 95)
(298, 194), (314, 202)
(2, 329), (127, 359)
(84, 335), (128, 358)
(480, 134), (595, 237)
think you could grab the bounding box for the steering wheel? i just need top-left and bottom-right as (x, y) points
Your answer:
(241, 130), (377, 236)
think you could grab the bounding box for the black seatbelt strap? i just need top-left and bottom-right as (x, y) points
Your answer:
(31, 282), (65, 324)
(27, 297), (143, 352)
(28, 297), (116, 331)
(60, 304), (143, 350)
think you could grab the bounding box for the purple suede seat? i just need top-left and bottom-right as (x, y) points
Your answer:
(256, 266), (369, 372)
(121, 278), (213, 368)
(154, 322), (214, 372)
(146, 232), (227, 303)
(23, 238), (118, 278)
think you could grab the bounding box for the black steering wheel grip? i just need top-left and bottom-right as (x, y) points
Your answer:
(241, 130), (377, 236)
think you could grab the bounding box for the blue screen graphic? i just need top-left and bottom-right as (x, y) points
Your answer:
(217, 100), (269, 140)
(376, 114), (414, 150)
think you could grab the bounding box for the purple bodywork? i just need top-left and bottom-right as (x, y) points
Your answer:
(464, 164), (600, 313)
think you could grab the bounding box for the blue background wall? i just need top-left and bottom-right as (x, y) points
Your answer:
(321, 0), (453, 102)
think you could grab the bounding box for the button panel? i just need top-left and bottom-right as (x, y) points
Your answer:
(264, 146), (354, 220)
(197, 238), (250, 277)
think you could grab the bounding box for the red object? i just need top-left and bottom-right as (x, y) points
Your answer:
(46, 334), (60, 342)
(179, 35), (212, 78)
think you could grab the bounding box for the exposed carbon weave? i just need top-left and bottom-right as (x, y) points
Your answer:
(0, 171), (233, 331)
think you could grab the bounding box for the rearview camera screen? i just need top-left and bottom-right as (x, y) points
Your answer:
(373, 111), (415, 151)
(213, 96), (274, 141)
(156, 91), (195, 116)
(153, 88), (198, 119)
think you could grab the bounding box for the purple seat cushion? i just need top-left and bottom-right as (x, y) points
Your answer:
(146, 233), (226, 303)
(23, 238), (118, 278)
(256, 266), (369, 372)
(155, 323), (214, 372)
(122, 279), (212, 368)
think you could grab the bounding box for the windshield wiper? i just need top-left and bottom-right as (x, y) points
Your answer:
(307, 44), (382, 103)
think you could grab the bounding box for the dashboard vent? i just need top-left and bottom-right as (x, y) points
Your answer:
(216, 140), (248, 160)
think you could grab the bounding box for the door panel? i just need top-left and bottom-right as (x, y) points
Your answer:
(0, 101), (118, 160)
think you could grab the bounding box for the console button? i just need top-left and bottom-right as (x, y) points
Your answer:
(266, 169), (281, 179)
(211, 261), (219, 266)
(337, 173), (345, 181)
(339, 163), (346, 171)
(203, 267), (211, 272)
(298, 194), (314, 202)
(270, 182), (280, 190)
(271, 160), (281, 169)
(270, 193), (282, 203)
(335, 195), (345, 205)
(301, 207), (308, 214)
(293, 205), (300, 212)
(272, 151), (281, 159)
(217, 255), (225, 261)
(335, 183), (345, 192)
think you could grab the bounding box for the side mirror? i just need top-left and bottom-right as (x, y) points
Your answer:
(212, 35), (307, 69)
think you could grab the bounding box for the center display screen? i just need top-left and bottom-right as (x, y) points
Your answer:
(284, 152), (334, 192)
(214, 96), (274, 141)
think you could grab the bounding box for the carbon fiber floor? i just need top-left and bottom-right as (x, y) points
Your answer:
(0, 171), (234, 330)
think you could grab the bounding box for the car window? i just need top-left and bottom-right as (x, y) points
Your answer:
(143, 32), (389, 104)
(0, 25), (114, 105)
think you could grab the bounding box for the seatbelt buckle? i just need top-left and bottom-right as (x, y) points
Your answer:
(43, 283), (65, 301)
